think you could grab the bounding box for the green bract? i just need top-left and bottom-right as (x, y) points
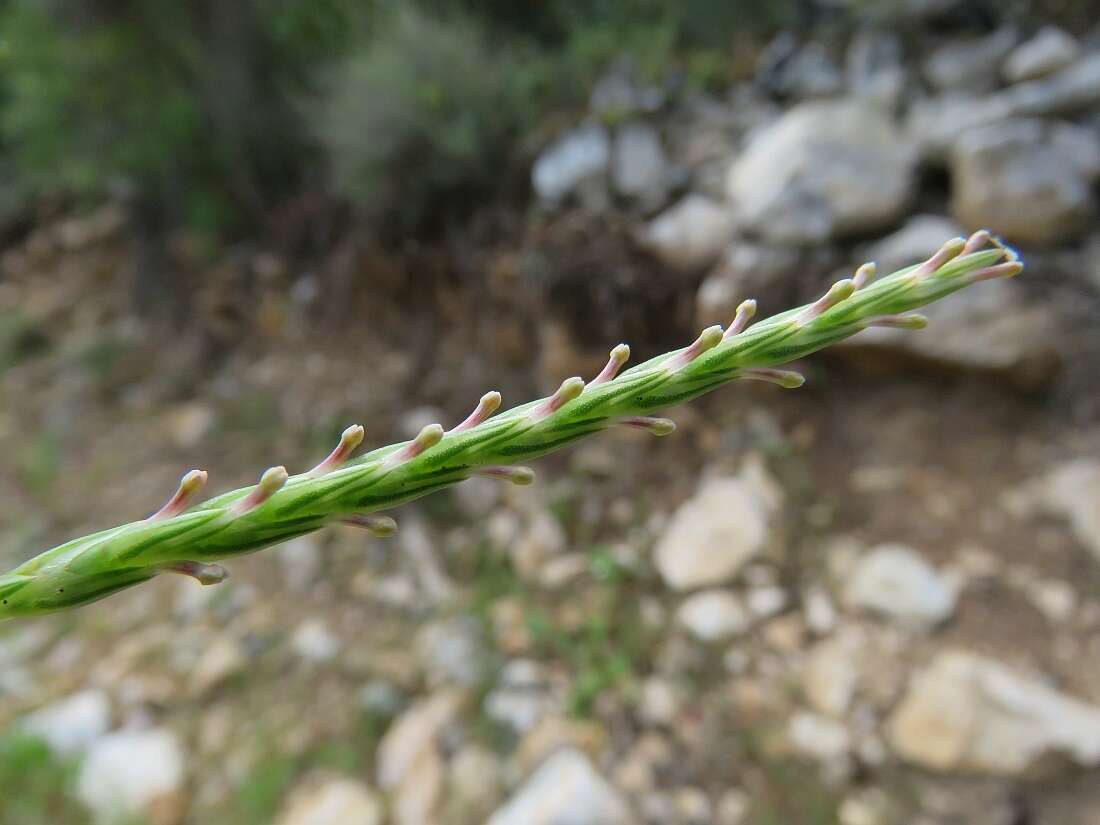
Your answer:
(0, 233), (1021, 619)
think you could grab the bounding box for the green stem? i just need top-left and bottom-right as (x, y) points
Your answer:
(0, 232), (1022, 618)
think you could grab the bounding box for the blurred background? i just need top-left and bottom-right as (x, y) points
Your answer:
(1, 0), (1099, 823)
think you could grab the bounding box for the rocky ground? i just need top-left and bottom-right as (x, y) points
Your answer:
(2, 4), (1100, 825)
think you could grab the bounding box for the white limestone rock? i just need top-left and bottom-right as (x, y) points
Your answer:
(887, 650), (1100, 775)
(20, 689), (111, 756)
(638, 194), (738, 272)
(487, 749), (634, 825)
(1003, 26), (1080, 83)
(77, 728), (186, 823)
(275, 777), (383, 825)
(532, 123), (611, 206)
(654, 462), (781, 591)
(843, 544), (957, 630)
(727, 100), (916, 243)
(676, 590), (751, 642)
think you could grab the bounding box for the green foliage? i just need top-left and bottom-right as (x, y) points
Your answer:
(1, 2), (202, 195)
(0, 0), (796, 234)
(0, 0), (369, 234)
(0, 731), (94, 825)
(466, 535), (650, 720)
(452, 0), (799, 85)
(447, 0), (796, 49)
(208, 729), (378, 825)
(529, 573), (652, 718)
(739, 732), (841, 825)
(311, 0), (800, 226)
(216, 747), (298, 825)
(259, 0), (376, 77)
(463, 507), (645, 717)
(215, 749), (287, 824)
(569, 552), (652, 715)
(314, 7), (538, 229)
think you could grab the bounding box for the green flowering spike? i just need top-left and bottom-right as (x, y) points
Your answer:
(0, 232), (1024, 619)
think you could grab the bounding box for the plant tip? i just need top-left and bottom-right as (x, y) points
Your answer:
(798, 278), (855, 323)
(450, 391), (502, 433)
(853, 262), (877, 290)
(724, 300), (757, 339)
(366, 515), (398, 537)
(149, 468), (209, 520)
(590, 344), (631, 386)
(341, 514), (398, 537)
(738, 368), (805, 388)
(621, 416), (676, 436)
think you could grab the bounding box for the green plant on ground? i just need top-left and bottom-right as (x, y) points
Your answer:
(205, 724), (381, 825)
(524, 552), (651, 719)
(465, 534), (648, 720)
(745, 755), (840, 825)
(0, 232), (1022, 620)
(0, 731), (108, 825)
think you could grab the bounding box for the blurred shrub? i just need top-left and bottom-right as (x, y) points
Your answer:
(444, 0), (798, 47)
(314, 0), (800, 227)
(0, 0), (370, 234)
(555, 0), (798, 79)
(0, 0), (797, 238)
(314, 7), (538, 229)
(444, 0), (801, 84)
(0, 2), (201, 203)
